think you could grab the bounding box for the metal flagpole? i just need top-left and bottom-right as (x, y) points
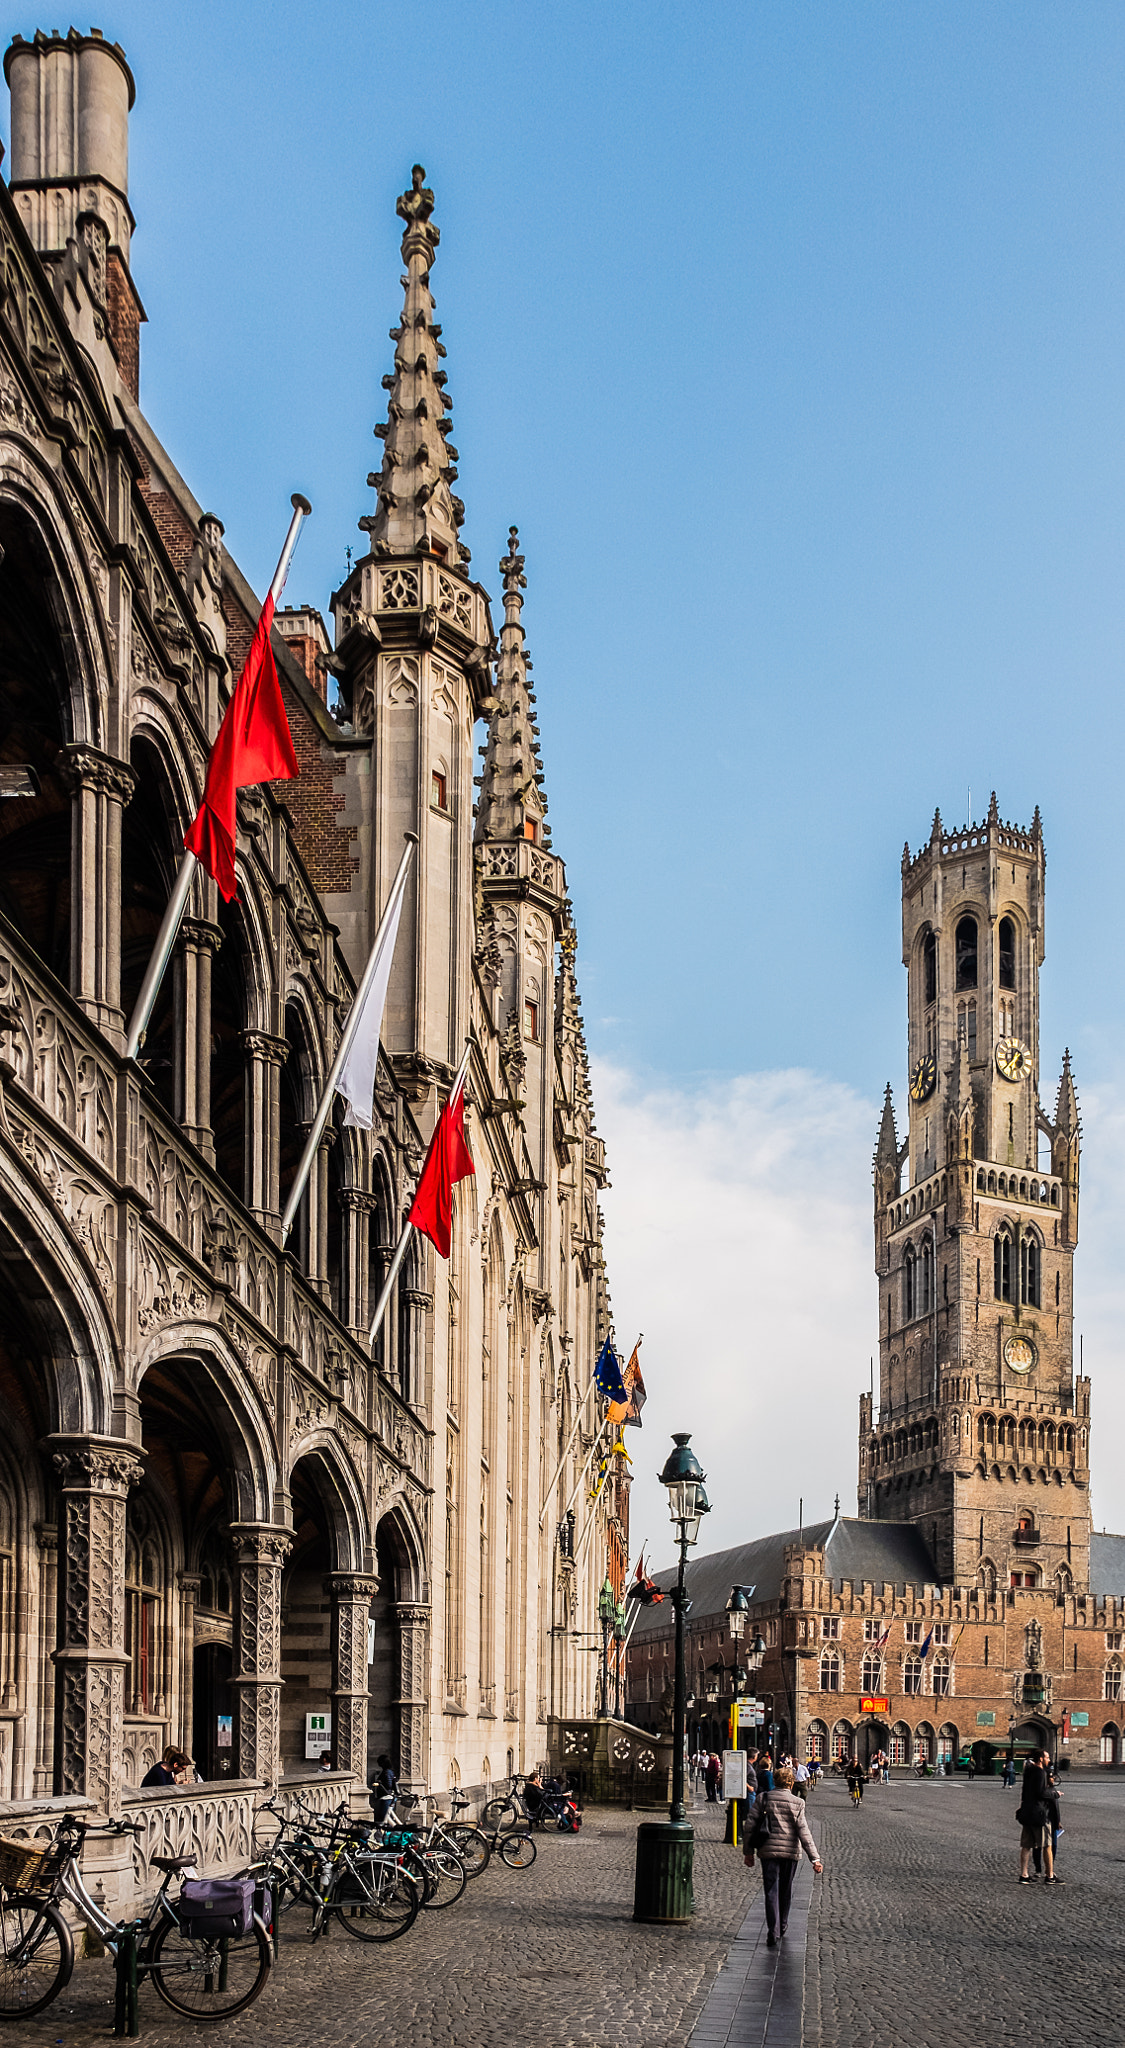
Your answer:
(538, 1331), (633, 1527)
(281, 832), (417, 1238)
(124, 494), (312, 1062)
(558, 1421), (613, 1532)
(367, 1041), (472, 1348)
(538, 1365), (598, 1527)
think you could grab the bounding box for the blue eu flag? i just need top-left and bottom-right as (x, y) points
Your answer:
(594, 1336), (627, 1405)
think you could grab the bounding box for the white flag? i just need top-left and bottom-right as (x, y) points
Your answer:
(336, 881), (407, 1128)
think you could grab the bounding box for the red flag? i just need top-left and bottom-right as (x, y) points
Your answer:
(184, 593), (299, 900)
(408, 1073), (475, 1258)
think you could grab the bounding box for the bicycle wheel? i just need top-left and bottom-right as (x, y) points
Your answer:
(480, 1798), (512, 1828)
(499, 1832), (536, 1869)
(328, 1860), (421, 1942)
(420, 1849), (467, 1910)
(444, 1824), (490, 1877)
(148, 1914), (271, 2021)
(0, 1895), (74, 2018)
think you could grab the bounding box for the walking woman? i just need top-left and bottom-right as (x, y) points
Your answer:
(744, 1763), (823, 1946)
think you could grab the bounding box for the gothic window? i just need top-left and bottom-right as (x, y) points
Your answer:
(922, 930), (937, 1006)
(999, 917), (1016, 990)
(523, 998), (539, 1041)
(431, 768), (448, 811)
(920, 1238), (933, 1315)
(1021, 1236), (1040, 1308)
(1101, 1726), (1119, 1764)
(955, 916), (978, 991)
(978, 1561), (997, 1594)
(903, 1656), (922, 1695)
(904, 1245), (916, 1321)
(1105, 1659), (1123, 1702)
(860, 1652), (883, 1693)
(197, 1532), (232, 1618)
(931, 1655), (952, 1698)
(819, 1650), (840, 1692)
(1010, 1569), (1039, 1588)
(994, 1231), (1013, 1303)
(889, 1725), (910, 1766)
(125, 1504), (164, 1717)
(807, 1720), (827, 1761)
(831, 1722), (854, 1762)
(957, 1000), (977, 1058)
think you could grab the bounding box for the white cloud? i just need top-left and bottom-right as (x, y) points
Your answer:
(593, 1058), (1125, 1577)
(592, 1059), (878, 1568)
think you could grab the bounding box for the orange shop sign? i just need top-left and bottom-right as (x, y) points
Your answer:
(859, 1696), (889, 1715)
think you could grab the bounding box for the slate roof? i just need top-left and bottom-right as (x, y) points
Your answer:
(1091, 1532), (1125, 1597)
(628, 1516), (939, 1641)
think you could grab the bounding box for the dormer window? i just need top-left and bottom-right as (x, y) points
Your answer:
(431, 770), (448, 812)
(523, 817), (538, 842)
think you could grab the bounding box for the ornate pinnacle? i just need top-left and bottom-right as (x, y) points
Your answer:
(396, 164), (440, 259)
(987, 790), (1000, 826)
(931, 807), (943, 839)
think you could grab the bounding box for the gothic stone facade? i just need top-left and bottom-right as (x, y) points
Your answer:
(0, 28), (625, 1865)
(628, 805), (1125, 1771)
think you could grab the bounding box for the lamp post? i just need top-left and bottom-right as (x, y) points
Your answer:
(723, 1586), (763, 1844)
(614, 1601), (627, 1720)
(633, 1432), (709, 1923)
(598, 1579), (615, 1718)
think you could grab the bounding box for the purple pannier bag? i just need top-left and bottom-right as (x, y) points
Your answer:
(179, 1877), (255, 1938)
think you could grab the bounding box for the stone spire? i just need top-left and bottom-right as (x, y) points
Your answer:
(362, 165), (467, 566)
(474, 527), (550, 847)
(874, 1085), (898, 1172)
(1054, 1049), (1081, 1140)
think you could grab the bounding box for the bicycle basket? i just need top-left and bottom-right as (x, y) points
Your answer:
(0, 1835), (55, 1889)
(179, 1876), (255, 1938)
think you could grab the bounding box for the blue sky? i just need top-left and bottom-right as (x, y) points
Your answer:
(12, 2), (1125, 1554)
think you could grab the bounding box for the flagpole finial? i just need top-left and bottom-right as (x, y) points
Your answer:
(291, 492), (312, 518)
(404, 829), (419, 846)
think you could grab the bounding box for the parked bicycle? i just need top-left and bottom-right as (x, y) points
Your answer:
(0, 1813), (271, 2023)
(440, 1792), (492, 1879)
(241, 1797), (420, 1943)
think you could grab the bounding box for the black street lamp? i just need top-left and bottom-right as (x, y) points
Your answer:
(598, 1578), (615, 1719)
(633, 1432), (709, 1923)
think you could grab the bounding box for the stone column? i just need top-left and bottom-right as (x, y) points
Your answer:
(329, 1574), (378, 1776)
(49, 1437), (142, 1812)
(178, 1572), (201, 1764)
(231, 1525), (292, 1786)
(399, 1288), (431, 1407)
(395, 1603), (430, 1792)
(175, 919), (220, 1160)
(338, 1191), (375, 1335)
(59, 746), (135, 1047)
(32, 1520), (58, 1797)
(242, 1034), (288, 1231)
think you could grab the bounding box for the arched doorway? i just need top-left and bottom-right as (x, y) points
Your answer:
(1011, 1717), (1055, 1765)
(858, 1718), (889, 1769)
(369, 1507), (429, 1793)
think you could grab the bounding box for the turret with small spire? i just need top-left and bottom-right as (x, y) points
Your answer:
(328, 166), (494, 1080)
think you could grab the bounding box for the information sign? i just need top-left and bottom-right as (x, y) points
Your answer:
(305, 1711), (331, 1760)
(721, 1748), (747, 1800)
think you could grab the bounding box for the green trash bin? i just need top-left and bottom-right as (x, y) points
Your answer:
(633, 1820), (694, 1923)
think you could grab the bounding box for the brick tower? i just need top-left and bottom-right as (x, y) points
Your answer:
(859, 800), (1090, 1591)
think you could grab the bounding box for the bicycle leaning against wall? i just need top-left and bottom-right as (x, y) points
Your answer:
(0, 1813), (272, 2023)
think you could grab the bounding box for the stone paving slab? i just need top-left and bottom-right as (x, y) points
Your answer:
(17, 1804), (758, 2048)
(804, 1773), (1125, 2048)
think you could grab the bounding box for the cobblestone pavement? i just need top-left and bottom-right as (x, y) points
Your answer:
(804, 1772), (1125, 2048)
(19, 1803), (757, 2048)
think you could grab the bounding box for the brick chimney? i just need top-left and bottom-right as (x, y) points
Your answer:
(4, 27), (143, 397)
(275, 605), (332, 701)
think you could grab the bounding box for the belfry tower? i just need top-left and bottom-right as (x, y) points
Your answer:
(859, 801), (1090, 1590)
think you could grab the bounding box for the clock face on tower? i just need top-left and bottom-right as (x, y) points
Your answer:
(909, 1053), (937, 1102)
(996, 1037), (1033, 1083)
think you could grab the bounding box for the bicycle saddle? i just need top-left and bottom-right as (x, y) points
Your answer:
(151, 1853), (198, 1871)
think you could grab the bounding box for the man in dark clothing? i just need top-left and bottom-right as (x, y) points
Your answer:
(1018, 1753), (1054, 1883)
(142, 1746), (189, 1788)
(369, 1753), (398, 1825)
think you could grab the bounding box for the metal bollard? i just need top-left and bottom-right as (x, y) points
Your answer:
(113, 1920), (140, 2038)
